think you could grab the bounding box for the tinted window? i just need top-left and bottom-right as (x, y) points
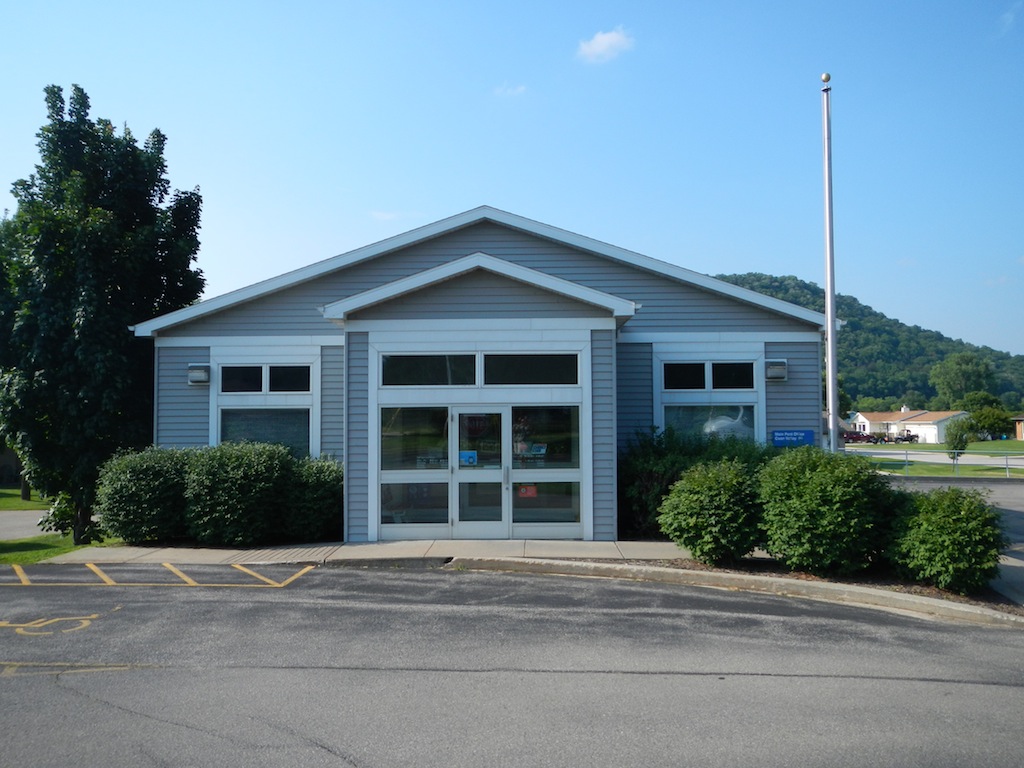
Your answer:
(664, 363), (705, 390)
(269, 366), (311, 392)
(221, 366), (262, 392)
(711, 362), (754, 389)
(382, 355), (475, 386)
(484, 354), (577, 385)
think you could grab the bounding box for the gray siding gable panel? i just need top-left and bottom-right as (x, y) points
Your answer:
(161, 222), (817, 337)
(351, 269), (609, 321)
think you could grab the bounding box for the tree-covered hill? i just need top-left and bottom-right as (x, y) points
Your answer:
(716, 273), (1024, 409)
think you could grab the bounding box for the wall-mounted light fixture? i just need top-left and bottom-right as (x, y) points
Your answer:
(187, 363), (211, 385)
(765, 359), (788, 381)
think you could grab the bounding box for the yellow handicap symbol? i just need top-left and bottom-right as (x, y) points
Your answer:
(0, 613), (101, 636)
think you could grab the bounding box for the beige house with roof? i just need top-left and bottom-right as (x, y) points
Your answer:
(849, 409), (968, 444)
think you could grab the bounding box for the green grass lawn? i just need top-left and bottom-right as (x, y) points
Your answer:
(0, 533), (80, 565)
(0, 486), (49, 511)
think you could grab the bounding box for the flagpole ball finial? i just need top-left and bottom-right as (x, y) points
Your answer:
(821, 72), (831, 83)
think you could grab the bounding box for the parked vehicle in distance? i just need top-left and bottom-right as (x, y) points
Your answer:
(841, 430), (878, 444)
(891, 429), (919, 444)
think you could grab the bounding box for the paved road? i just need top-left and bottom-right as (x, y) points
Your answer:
(850, 445), (1024, 469)
(2, 567), (1023, 767)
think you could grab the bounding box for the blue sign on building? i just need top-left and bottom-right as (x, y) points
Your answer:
(771, 430), (816, 447)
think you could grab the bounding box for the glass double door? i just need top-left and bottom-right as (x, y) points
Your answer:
(452, 407), (510, 538)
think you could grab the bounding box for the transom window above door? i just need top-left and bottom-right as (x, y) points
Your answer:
(380, 353), (578, 387)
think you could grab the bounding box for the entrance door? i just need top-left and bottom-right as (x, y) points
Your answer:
(452, 408), (509, 538)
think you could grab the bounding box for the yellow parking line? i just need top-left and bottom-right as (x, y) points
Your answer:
(162, 564), (199, 586)
(278, 564), (315, 587)
(12, 565), (31, 586)
(231, 563), (281, 586)
(85, 564), (117, 586)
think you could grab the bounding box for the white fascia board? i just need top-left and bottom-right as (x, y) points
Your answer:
(134, 204), (822, 336)
(320, 251), (636, 320)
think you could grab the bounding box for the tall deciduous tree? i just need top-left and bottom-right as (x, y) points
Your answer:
(0, 85), (204, 542)
(928, 352), (996, 406)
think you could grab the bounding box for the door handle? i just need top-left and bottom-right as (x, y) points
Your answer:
(503, 465), (509, 488)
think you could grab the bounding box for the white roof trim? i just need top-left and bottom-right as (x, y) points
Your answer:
(321, 252), (636, 320)
(134, 205), (824, 337)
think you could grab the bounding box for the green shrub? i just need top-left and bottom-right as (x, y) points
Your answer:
(887, 487), (1007, 594)
(284, 457), (344, 542)
(96, 448), (192, 544)
(184, 442), (294, 547)
(657, 458), (762, 565)
(758, 446), (896, 576)
(618, 428), (779, 539)
(39, 492), (104, 543)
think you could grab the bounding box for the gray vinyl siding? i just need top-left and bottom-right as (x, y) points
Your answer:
(344, 333), (369, 542)
(616, 342), (654, 449)
(765, 341), (822, 442)
(160, 222), (813, 337)
(155, 347), (210, 447)
(351, 270), (608, 321)
(591, 330), (617, 540)
(321, 346), (345, 459)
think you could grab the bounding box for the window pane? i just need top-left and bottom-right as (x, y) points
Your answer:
(381, 483), (448, 524)
(484, 354), (577, 385)
(664, 363), (705, 390)
(269, 365), (311, 392)
(513, 482), (580, 523)
(711, 362), (754, 389)
(458, 413), (502, 469)
(665, 405), (756, 441)
(221, 366), (262, 392)
(382, 355), (475, 386)
(459, 483), (502, 522)
(381, 407), (449, 470)
(221, 409), (310, 457)
(511, 406), (579, 468)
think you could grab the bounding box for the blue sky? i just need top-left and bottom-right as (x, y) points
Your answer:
(2, 1), (1022, 354)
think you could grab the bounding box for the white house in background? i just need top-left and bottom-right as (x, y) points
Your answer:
(133, 207), (826, 542)
(850, 409), (968, 444)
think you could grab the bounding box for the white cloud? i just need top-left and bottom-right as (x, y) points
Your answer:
(576, 26), (634, 64)
(369, 211), (401, 221)
(494, 83), (527, 97)
(1000, 1), (1022, 35)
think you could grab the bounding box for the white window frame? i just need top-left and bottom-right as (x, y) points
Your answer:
(367, 327), (594, 542)
(210, 345), (322, 457)
(653, 342), (767, 443)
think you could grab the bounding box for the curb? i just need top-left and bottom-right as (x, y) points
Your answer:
(445, 557), (1024, 629)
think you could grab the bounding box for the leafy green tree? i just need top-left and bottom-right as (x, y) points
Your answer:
(0, 85), (203, 542)
(955, 390), (1003, 412)
(929, 353), (996, 406)
(970, 407), (1013, 439)
(944, 418), (974, 462)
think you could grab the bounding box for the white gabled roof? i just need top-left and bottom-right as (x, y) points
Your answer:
(321, 252), (636, 321)
(134, 206), (825, 337)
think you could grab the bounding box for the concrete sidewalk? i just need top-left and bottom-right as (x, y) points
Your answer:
(5, 509), (1023, 627)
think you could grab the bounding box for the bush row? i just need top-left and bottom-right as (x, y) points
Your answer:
(95, 443), (344, 547)
(655, 445), (1007, 594)
(617, 429), (781, 539)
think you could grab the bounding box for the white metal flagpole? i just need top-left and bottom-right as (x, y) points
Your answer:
(821, 72), (840, 452)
